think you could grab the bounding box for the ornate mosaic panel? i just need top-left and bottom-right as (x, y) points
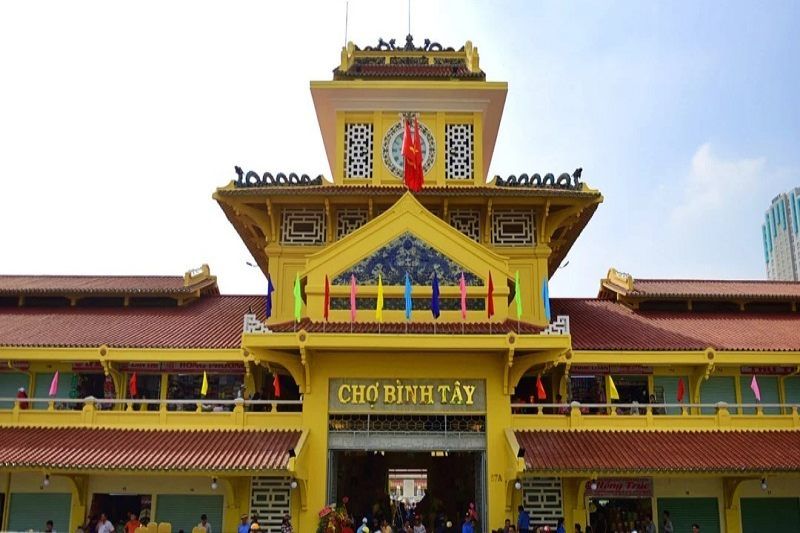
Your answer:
(336, 208), (369, 239)
(281, 208), (326, 245)
(344, 122), (374, 178)
(491, 209), (535, 246)
(250, 476), (292, 531)
(445, 123), (474, 179)
(449, 209), (481, 241)
(332, 232), (481, 286)
(522, 477), (563, 528)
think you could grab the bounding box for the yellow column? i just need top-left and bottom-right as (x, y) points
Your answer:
(487, 370), (513, 527)
(562, 478), (588, 530)
(297, 353), (328, 532)
(722, 479), (743, 533)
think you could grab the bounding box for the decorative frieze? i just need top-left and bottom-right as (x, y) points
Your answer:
(344, 123), (374, 178)
(336, 208), (369, 239)
(281, 208), (326, 245)
(445, 123), (474, 180)
(491, 209), (535, 246)
(449, 209), (481, 241)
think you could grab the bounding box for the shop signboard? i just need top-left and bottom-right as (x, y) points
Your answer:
(586, 478), (653, 498)
(72, 362), (103, 372)
(740, 366), (794, 376)
(572, 365), (653, 376)
(0, 361), (30, 372)
(329, 378), (486, 413)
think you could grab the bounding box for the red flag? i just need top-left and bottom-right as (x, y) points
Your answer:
(402, 117), (423, 192)
(676, 377), (685, 403)
(487, 272), (495, 318)
(413, 116), (424, 191)
(273, 372), (281, 398)
(323, 275), (330, 322)
(536, 375), (547, 400)
(129, 372), (138, 398)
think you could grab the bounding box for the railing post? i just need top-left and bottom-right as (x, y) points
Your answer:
(126, 402), (134, 412)
(82, 397), (97, 425)
(569, 401), (582, 428)
(48, 400), (55, 412)
(756, 405), (764, 416)
(715, 401), (731, 428)
(12, 400), (20, 423)
(233, 398), (245, 427)
(645, 405), (654, 428)
(792, 406), (799, 428)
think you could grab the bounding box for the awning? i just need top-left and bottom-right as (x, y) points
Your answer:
(515, 430), (800, 474)
(0, 427), (302, 472)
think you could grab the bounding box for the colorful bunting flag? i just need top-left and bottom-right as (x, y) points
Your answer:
(376, 274), (384, 322)
(293, 273), (302, 322)
(349, 275), (357, 323)
(487, 272), (495, 319)
(750, 375), (761, 402)
(48, 371), (59, 397)
(676, 377), (685, 403)
(265, 273), (275, 319)
(536, 374), (547, 400)
(201, 371), (209, 397)
(459, 272), (467, 320)
(606, 375), (620, 401)
(129, 372), (138, 398)
(273, 372), (281, 398)
(514, 271), (522, 319)
(404, 272), (413, 321)
(431, 273), (440, 319)
(323, 275), (330, 322)
(542, 277), (551, 322)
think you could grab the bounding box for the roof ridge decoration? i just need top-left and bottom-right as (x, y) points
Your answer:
(359, 35), (458, 52)
(493, 168), (584, 190)
(234, 166), (324, 188)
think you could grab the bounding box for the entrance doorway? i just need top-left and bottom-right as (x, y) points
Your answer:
(89, 493), (152, 530)
(331, 450), (482, 532)
(589, 497), (653, 533)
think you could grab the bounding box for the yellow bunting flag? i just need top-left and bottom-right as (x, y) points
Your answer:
(606, 375), (620, 401)
(376, 274), (384, 322)
(201, 371), (209, 397)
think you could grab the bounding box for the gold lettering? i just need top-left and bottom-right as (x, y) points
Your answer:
(463, 385), (476, 405)
(351, 385), (366, 404)
(419, 385), (434, 405)
(451, 381), (464, 404)
(437, 385), (451, 404)
(396, 380), (404, 405)
(384, 384), (397, 404)
(337, 384), (351, 404)
(404, 385), (418, 404)
(366, 383), (379, 404)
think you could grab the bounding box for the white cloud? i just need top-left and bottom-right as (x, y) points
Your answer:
(670, 143), (766, 224)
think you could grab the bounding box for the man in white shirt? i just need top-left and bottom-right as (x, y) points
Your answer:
(96, 513), (115, 533)
(197, 513), (213, 533)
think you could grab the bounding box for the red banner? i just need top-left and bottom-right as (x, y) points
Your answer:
(586, 478), (653, 498)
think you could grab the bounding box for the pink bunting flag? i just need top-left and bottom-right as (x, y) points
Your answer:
(349, 274), (357, 323)
(48, 371), (59, 397)
(750, 375), (761, 402)
(459, 273), (467, 320)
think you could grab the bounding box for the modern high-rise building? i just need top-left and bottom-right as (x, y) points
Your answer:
(762, 187), (800, 280)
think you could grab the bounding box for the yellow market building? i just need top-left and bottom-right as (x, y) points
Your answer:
(1, 36), (799, 533)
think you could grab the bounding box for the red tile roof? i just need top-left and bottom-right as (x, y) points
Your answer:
(0, 295), (263, 348)
(515, 430), (800, 473)
(551, 298), (800, 351)
(334, 64), (485, 80)
(217, 184), (599, 199)
(0, 427), (300, 472)
(606, 278), (800, 300)
(268, 318), (543, 335)
(0, 275), (217, 296)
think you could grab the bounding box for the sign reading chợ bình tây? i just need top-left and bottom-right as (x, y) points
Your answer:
(329, 378), (486, 413)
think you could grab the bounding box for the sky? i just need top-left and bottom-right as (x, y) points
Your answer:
(1, 1), (798, 297)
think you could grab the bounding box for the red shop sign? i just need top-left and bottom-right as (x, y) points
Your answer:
(71, 362), (104, 372)
(571, 365), (653, 376)
(740, 366), (794, 376)
(0, 361), (30, 372)
(586, 478), (653, 498)
(161, 362), (243, 374)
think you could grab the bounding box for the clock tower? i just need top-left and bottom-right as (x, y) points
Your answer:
(310, 36), (507, 186)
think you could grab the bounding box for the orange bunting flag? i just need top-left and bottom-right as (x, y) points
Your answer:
(536, 375), (547, 400)
(487, 272), (495, 318)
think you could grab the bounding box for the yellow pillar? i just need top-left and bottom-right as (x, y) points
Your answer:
(722, 479), (744, 533)
(562, 478), (588, 530)
(297, 354), (328, 533)
(487, 381), (513, 528)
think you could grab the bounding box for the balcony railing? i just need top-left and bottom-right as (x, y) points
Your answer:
(0, 397), (303, 430)
(511, 402), (800, 431)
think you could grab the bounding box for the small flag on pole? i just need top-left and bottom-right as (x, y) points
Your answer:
(676, 377), (685, 403)
(404, 272), (413, 321)
(487, 272), (495, 319)
(48, 371), (59, 397)
(536, 374), (547, 400)
(376, 274), (384, 322)
(129, 372), (138, 398)
(431, 273), (440, 319)
(273, 372), (281, 398)
(514, 270), (522, 319)
(542, 277), (551, 322)
(293, 273), (302, 322)
(607, 375), (620, 401)
(323, 275), (330, 322)
(265, 273), (275, 319)
(750, 375), (761, 402)
(349, 275), (357, 323)
(459, 273), (467, 321)
(201, 371), (209, 397)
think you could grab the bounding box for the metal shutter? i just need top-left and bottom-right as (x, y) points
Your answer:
(785, 377), (800, 410)
(0, 374), (29, 409)
(699, 377), (736, 414)
(657, 498), (720, 533)
(33, 372), (74, 410)
(741, 497), (800, 532)
(653, 376), (685, 414)
(739, 376), (779, 414)
(8, 493), (71, 532)
(155, 495), (223, 533)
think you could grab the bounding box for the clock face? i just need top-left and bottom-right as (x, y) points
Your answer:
(381, 120), (436, 179)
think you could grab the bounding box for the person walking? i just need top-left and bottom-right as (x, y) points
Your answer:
(556, 518), (566, 533)
(43, 520), (55, 532)
(16, 387), (29, 409)
(96, 513), (115, 533)
(691, 525), (700, 533)
(124, 512), (141, 533)
(357, 518), (370, 533)
(196, 514), (212, 533)
(237, 514), (250, 533)
(517, 506), (530, 533)
(280, 513), (293, 533)
(661, 511), (674, 533)
(643, 515), (655, 533)
(461, 514), (475, 533)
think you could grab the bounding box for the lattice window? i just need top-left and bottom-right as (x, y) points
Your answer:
(250, 476), (292, 531)
(449, 209), (481, 241)
(344, 123), (374, 178)
(281, 208), (326, 245)
(445, 123), (474, 180)
(491, 209), (535, 246)
(522, 478), (563, 528)
(336, 208), (369, 239)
